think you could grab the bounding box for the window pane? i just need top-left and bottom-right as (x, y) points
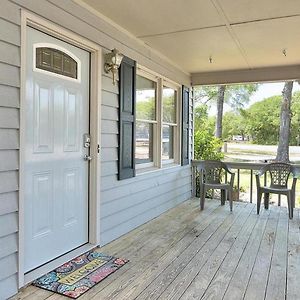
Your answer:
(136, 122), (154, 164)
(136, 75), (156, 121)
(163, 87), (176, 123)
(36, 47), (77, 79)
(162, 125), (174, 160)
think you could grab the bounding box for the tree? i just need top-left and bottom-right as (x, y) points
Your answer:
(276, 81), (294, 162)
(194, 84), (258, 139)
(222, 111), (248, 140)
(244, 95), (281, 144)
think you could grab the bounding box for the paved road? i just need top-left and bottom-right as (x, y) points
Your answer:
(224, 142), (300, 162)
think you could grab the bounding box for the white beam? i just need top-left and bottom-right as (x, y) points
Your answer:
(191, 65), (300, 86)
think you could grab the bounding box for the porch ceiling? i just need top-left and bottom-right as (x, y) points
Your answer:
(80, 0), (300, 81)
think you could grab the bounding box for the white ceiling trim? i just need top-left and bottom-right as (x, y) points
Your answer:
(192, 65), (300, 86)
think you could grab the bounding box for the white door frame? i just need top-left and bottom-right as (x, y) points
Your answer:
(19, 11), (102, 288)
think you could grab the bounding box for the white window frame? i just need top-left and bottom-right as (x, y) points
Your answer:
(136, 66), (181, 172)
(161, 81), (181, 165)
(135, 69), (159, 169)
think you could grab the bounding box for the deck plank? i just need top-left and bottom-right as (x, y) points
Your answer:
(286, 209), (300, 300)
(78, 199), (222, 300)
(265, 207), (289, 300)
(222, 205), (271, 300)
(90, 202), (243, 300)
(243, 206), (281, 300)
(147, 203), (250, 300)
(179, 204), (255, 300)
(12, 199), (300, 300)
(198, 204), (262, 300)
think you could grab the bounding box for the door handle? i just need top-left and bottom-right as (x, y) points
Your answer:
(84, 154), (92, 161)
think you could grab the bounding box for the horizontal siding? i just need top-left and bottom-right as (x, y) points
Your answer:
(0, 0), (21, 25)
(0, 192), (18, 216)
(101, 120), (118, 134)
(0, 171), (18, 194)
(0, 24), (19, 293)
(0, 129), (19, 149)
(101, 105), (118, 121)
(0, 85), (19, 108)
(0, 107), (19, 128)
(0, 41), (20, 67)
(0, 212), (18, 238)
(101, 180), (191, 226)
(100, 191), (191, 245)
(0, 150), (19, 171)
(0, 62), (20, 87)
(100, 148), (118, 162)
(0, 253), (17, 281)
(99, 71), (193, 245)
(0, 18), (20, 46)
(0, 233), (17, 260)
(0, 274), (18, 300)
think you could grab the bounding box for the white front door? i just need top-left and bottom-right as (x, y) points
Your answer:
(24, 27), (90, 272)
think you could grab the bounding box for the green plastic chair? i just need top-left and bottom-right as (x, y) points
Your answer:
(256, 162), (298, 219)
(197, 160), (235, 211)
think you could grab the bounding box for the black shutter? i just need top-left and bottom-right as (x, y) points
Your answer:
(118, 56), (136, 180)
(181, 86), (190, 165)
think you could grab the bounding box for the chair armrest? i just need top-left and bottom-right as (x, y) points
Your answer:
(256, 166), (267, 177)
(223, 164), (235, 175)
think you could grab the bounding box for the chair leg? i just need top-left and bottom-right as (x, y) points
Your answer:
(200, 186), (205, 210)
(221, 189), (226, 205)
(292, 192), (296, 208)
(257, 191), (262, 214)
(264, 193), (270, 210)
(229, 189), (233, 212)
(287, 192), (293, 219)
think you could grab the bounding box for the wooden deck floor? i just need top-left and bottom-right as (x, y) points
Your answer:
(13, 198), (300, 300)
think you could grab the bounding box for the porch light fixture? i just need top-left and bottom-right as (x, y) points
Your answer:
(104, 48), (124, 85)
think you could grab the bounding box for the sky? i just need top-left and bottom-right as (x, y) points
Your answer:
(209, 81), (300, 115)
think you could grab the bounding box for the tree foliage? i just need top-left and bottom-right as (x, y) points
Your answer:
(194, 130), (224, 160)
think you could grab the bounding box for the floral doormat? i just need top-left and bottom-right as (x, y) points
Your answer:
(32, 248), (128, 299)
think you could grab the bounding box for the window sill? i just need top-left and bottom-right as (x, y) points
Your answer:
(136, 166), (160, 176)
(136, 162), (181, 176)
(162, 162), (181, 169)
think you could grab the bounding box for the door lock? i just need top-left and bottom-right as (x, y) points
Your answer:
(84, 154), (92, 161)
(83, 133), (91, 148)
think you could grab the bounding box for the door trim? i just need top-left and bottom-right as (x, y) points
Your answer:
(19, 10), (102, 288)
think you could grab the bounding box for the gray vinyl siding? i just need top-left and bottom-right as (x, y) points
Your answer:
(0, 0), (192, 298)
(99, 73), (193, 245)
(0, 2), (21, 298)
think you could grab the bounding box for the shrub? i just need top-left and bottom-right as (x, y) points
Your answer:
(194, 130), (224, 196)
(194, 130), (224, 160)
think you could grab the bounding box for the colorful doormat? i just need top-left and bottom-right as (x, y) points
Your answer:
(32, 248), (128, 299)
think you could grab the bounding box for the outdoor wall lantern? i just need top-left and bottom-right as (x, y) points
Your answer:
(104, 48), (124, 85)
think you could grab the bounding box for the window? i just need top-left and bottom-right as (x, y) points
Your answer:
(135, 69), (180, 170)
(136, 74), (157, 166)
(35, 47), (78, 79)
(162, 86), (177, 162)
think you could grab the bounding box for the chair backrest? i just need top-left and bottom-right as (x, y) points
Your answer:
(198, 160), (227, 184)
(267, 162), (293, 188)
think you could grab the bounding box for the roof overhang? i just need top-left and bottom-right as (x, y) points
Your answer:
(77, 0), (300, 85)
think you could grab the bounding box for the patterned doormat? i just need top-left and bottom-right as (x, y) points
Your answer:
(32, 248), (128, 299)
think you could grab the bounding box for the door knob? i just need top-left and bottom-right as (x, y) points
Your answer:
(84, 154), (92, 161)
